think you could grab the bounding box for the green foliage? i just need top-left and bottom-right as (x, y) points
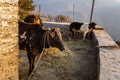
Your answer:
(19, 0), (35, 20)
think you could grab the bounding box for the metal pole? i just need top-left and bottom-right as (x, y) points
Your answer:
(39, 4), (41, 17)
(90, 0), (95, 23)
(73, 3), (75, 21)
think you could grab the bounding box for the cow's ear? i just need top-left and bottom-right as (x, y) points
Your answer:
(50, 32), (55, 38)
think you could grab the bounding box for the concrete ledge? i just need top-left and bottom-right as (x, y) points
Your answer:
(43, 22), (70, 30)
(99, 48), (120, 80)
(95, 25), (104, 30)
(94, 29), (118, 48)
(93, 26), (120, 80)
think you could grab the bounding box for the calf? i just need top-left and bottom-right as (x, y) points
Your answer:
(69, 22), (96, 41)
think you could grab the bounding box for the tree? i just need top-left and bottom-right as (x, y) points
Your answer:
(19, 0), (35, 20)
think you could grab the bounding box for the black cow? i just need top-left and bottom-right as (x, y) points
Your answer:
(19, 21), (65, 74)
(18, 20), (43, 50)
(19, 15), (43, 50)
(24, 15), (36, 23)
(69, 22), (83, 39)
(69, 22), (96, 41)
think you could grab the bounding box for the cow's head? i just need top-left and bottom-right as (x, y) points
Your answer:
(49, 27), (65, 51)
(24, 15), (36, 23)
(89, 22), (96, 29)
(24, 15), (43, 26)
(26, 26), (65, 55)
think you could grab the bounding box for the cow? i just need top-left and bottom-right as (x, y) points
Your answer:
(69, 22), (96, 41)
(18, 20), (43, 50)
(19, 21), (65, 74)
(19, 14), (44, 50)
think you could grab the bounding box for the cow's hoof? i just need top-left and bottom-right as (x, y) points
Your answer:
(68, 37), (72, 40)
(83, 39), (86, 42)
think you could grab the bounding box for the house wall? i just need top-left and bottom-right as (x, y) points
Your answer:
(0, 0), (19, 80)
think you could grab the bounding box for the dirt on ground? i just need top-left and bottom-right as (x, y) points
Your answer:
(19, 39), (98, 80)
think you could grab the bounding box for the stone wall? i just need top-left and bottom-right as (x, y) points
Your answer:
(0, 0), (19, 80)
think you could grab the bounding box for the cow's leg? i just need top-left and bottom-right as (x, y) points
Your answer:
(69, 31), (74, 40)
(69, 32), (72, 40)
(31, 55), (35, 72)
(26, 45), (35, 74)
(88, 29), (93, 40)
(26, 50), (32, 74)
(27, 52), (35, 75)
(86, 32), (90, 40)
(73, 31), (75, 39)
(72, 29), (76, 39)
(71, 31), (74, 39)
(83, 31), (87, 41)
(70, 30), (75, 39)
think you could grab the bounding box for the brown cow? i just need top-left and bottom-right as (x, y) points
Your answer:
(19, 21), (65, 74)
(26, 27), (65, 74)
